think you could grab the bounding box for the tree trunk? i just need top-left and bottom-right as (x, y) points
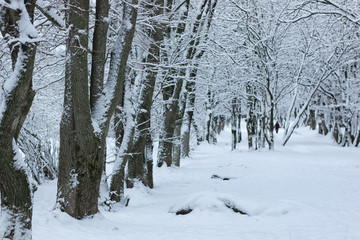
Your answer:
(247, 113), (256, 150)
(341, 126), (351, 147)
(115, 106), (125, 148)
(157, 0), (189, 167)
(246, 85), (256, 150)
(231, 98), (237, 150)
(206, 110), (213, 143)
(57, 0), (137, 215)
(127, 0), (164, 188)
(269, 101), (275, 150)
(308, 109), (316, 130)
(57, 0), (137, 209)
(56, 0), (104, 219)
(173, 75), (187, 166)
(318, 119), (329, 135)
(236, 100), (242, 143)
(90, 0), (109, 111)
(259, 103), (266, 149)
(284, 91), (297, 136)
(110, 68), (138, 203)
(182, 75), (196, 157)
(332, 122), (340, 143)
(181, 0), (217, 155)
(0, 1), (37, 238)
(157, 72), (183, 167)
(111, 125), (135, 202)
(211, 115), (217, 144)
(172, 122), (182, 166)
(354, 130), (360, 147)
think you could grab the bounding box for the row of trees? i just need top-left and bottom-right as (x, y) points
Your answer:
(1, 0), (359, 238)
(199, 0), (360, 150)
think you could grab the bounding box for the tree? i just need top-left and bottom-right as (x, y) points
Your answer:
(157, 0), (190, 168)
(181, 0), (218, 157)
(0, 0), (39, 238)
(125, 0), (165, 188)
(56, 0), (137, 218)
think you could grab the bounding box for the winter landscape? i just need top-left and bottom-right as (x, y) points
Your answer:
(31, 127), (360, 240)
(1, 0), (360, 239)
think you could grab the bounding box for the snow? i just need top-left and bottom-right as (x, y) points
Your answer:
(1, 0), (39, 44)
(0, 205), (32, 239)
(0, 88), (5, 122)
(12, 139), (31, 177)
(36, 0), (65, 28)
(0, 0), (40, 123)
(32, 126), (360, 240)
(69, 170), (79, 189)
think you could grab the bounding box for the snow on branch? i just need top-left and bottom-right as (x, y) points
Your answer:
(0, 0), (43, 45)
(35, 0), (66, 29)
(92, 2), (136, 134)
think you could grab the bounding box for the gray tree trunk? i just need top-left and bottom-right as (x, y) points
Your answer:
(110, 69), (138, 203)
(332, 122), (340, 143)
(182, 70), (197, 157)
(57, 0), (103, 219)
(181, 0), (217, 156)
(172, 122), (182, 166)
(236, 99), (242, 143)
(354, 130), (360, 147)
(308, 109), (317, 130)
(157, 1), (189, 168)
(57, 0), (137, 213)
(126, 0), (164, 189)
(157, 73), (184, 167)
(231, 98), (237, 150)
(246, 85), (256, 150)
(90, 0), (110, 111)
(173, 71), (187, 166)
(0, 1), (37, 238)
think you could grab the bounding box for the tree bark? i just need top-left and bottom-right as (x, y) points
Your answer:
(182, 68), (197, 157)
(231, 98), (237, 150)
(57, 0), (137, 216)
(308, 109), (317, 130)
(354, 130), (360, 147)
(57, 0), (103, 219)
(236, 100), (242, 143)
(181, 0), (217, 155)
(173, 72), (187, 166)
(90, 0), (110, 111)
(110, 68), (138, 202)
(206, 90), (213, 144)
(127, 0), (164, 188)
(172, 121), (182, 166)
(246, 85), (256, 150)
(157, 73), (183, 167)
(0, 1), (37, 238)
(157, 0), (189, 167)
(269, 101), (275, 150)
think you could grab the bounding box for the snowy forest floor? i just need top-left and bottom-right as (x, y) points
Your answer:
(33, 127), (360, 240)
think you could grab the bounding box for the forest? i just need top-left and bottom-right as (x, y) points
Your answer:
(0, 0), (360, 239)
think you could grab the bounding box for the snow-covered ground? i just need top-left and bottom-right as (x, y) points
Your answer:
(33, 127), (360, 240)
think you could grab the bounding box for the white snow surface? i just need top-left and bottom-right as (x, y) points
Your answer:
(32, 127), (360, 240)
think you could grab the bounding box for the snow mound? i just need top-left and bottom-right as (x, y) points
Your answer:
(169, 192), (307, 217)
(169, 192), (251, 216)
